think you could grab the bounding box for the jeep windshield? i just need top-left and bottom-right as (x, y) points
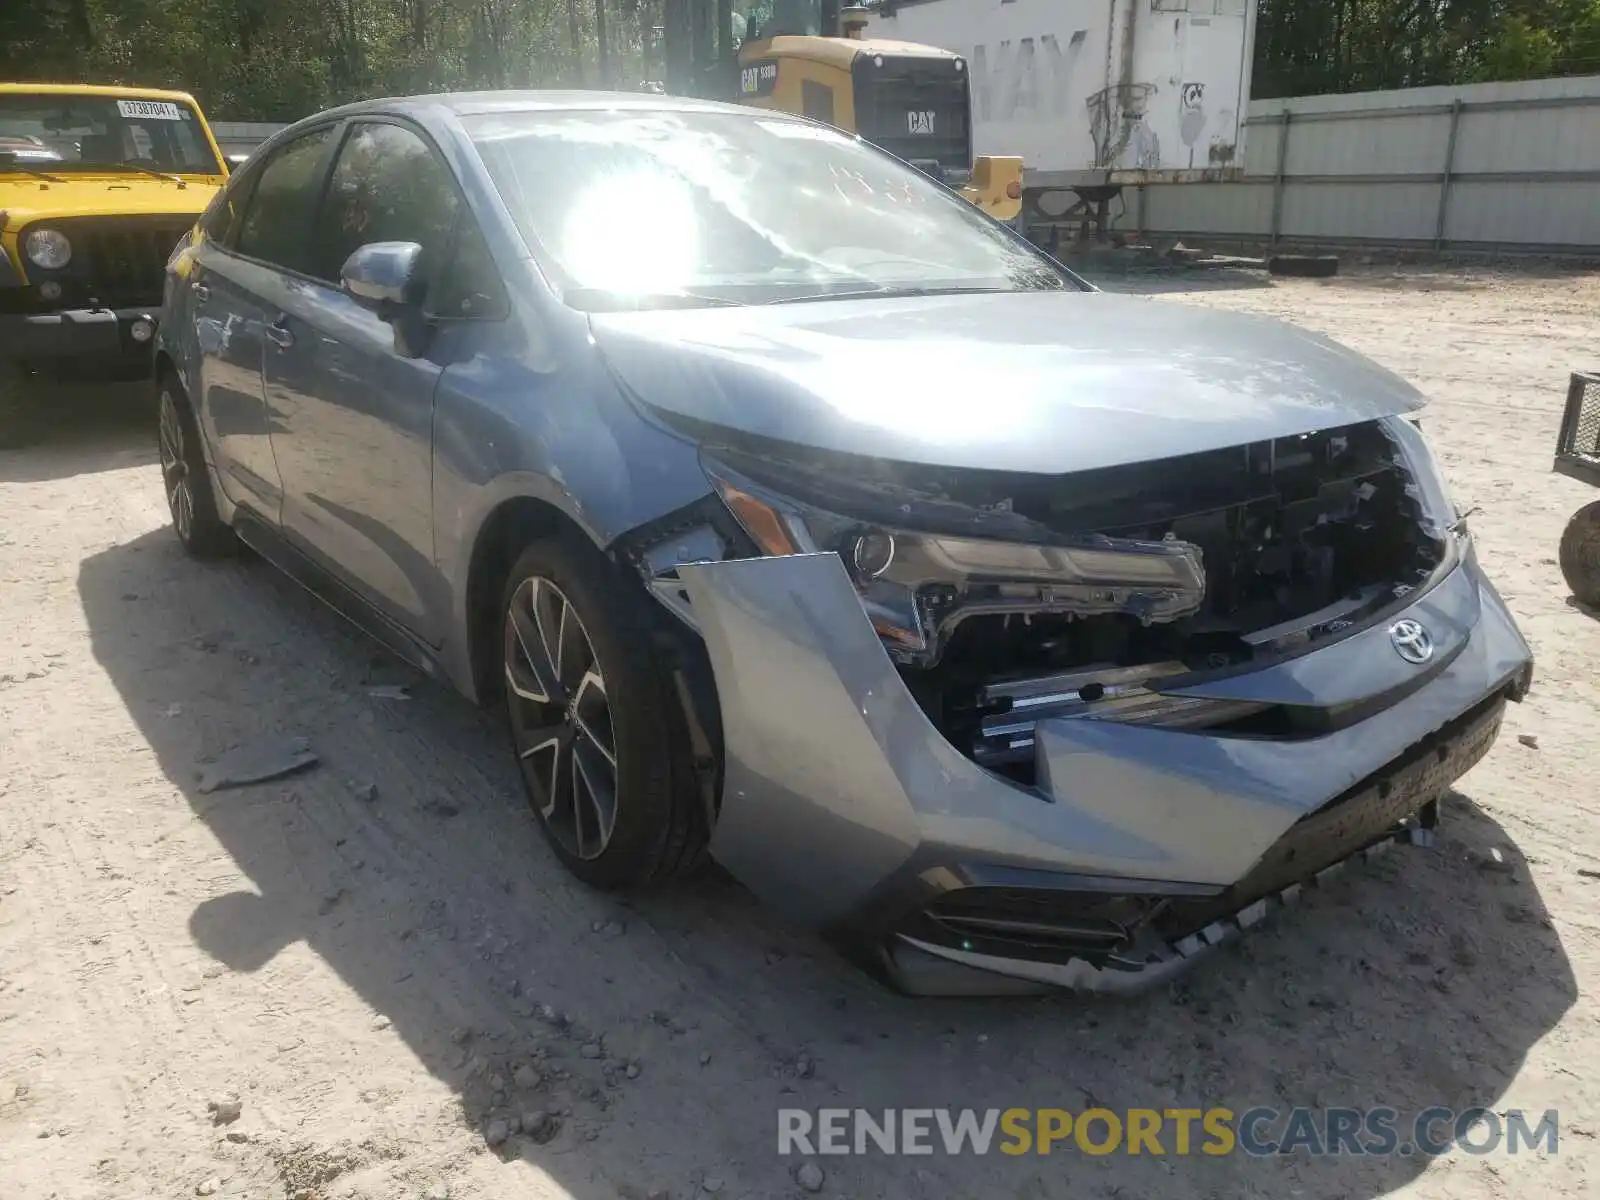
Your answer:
(468, 108), (1079, 310)
(0, 94), (221, 176)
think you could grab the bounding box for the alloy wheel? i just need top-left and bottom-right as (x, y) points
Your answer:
(504, 575), (619, 860)
(158, 390), (194, 542)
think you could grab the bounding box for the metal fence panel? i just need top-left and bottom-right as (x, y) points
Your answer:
(1133, 74), (1600, 252)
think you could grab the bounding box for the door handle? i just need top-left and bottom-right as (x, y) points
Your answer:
(191, 282), (210, 301)
(265, 319), (294, 349)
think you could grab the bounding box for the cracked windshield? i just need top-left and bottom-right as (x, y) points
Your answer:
(469, 108), (1068, 310)
(0, 93), (221, 174)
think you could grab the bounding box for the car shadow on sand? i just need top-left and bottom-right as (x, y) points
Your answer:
(0, 374), (157, 483)
(80, 520), (1576, 1199)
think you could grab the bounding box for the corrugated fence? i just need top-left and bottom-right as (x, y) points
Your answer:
(1131, 74), (1600, 254)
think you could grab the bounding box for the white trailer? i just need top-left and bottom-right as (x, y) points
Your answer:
(863, 0), (1259, 236)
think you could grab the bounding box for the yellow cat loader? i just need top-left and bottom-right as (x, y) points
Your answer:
(664, 0), (1023, 222)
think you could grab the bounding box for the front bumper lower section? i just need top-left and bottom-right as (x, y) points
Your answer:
(1, 306), (158, 366)
(677, 550), (1533, 996)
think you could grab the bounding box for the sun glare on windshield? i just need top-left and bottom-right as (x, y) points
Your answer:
(560, 166), (700, 293)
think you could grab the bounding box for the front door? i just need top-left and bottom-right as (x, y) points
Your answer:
(260, 120), (461, 643)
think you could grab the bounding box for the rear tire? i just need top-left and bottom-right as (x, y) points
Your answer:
(1559, 499), (1600, 607)
(158, 379), (236, 558)
(500, 536), (707, 889)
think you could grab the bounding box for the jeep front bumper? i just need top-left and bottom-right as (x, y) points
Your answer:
(1, 306), (159, 365)
(677, 550), (1534, 996)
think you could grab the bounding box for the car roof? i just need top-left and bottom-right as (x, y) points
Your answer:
(308, 89), (789, 125)
(0, 82), (203, 105)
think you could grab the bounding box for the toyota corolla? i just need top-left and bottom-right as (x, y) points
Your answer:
(155, 92), (1534, 995)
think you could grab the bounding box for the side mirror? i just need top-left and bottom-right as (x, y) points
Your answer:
(340, 241), (424, 318)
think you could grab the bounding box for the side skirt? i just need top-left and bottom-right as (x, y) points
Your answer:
(231, 512), (452, 691)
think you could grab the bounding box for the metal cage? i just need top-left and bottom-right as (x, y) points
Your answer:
(1555, 371), (1600, 487)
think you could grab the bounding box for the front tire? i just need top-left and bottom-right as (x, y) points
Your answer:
(500, 537), (706, 888)
(1560, 499), (1600, 607)
(158, 380), (235, 558)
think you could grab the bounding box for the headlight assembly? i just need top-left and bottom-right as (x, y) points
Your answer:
(24, 227), (71, 270)
(703, 455), (1206, 665)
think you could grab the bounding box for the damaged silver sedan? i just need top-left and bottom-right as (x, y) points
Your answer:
(157, 92), (1534, 995)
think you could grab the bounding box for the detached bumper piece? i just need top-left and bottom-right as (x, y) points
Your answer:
(677, 551), (1532, 998)
(885, 691), (1504, 996)
(1, 307), (158, 363)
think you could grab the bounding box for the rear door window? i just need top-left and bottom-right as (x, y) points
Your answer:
(234, 126), (338, 272)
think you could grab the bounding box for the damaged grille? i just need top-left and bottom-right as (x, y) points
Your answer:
(897, 420), (1448, 777)
(703, 418), (1448, 779)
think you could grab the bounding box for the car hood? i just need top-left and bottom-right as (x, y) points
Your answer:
(589, 290), (1426, 474)
(0, 174), (219, 223)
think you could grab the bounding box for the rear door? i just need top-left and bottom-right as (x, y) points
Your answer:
(257, 119), (462, 642)
(187, 125), (340, 522)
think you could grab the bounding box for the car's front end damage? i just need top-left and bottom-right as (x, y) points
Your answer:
(595, 292), (1535, 995)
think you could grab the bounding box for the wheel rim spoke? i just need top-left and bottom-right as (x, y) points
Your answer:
(553, 595), (571, 690)
(507, 585), (561, 704)
(572, 737), (617, 851)
(570, 669), (615, 768)
(517, 723), (565, 763)
(529, 579), (565, 697)
(504, 575), (618, 861)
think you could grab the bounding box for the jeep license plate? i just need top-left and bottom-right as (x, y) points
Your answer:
(117, 100), (184, 121)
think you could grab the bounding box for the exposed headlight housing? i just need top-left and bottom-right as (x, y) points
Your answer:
(1382, 414), (1462, 537)
(703, 454), (1206, 666)
(24, 227), (71, 270)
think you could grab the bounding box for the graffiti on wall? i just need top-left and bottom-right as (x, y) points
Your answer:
(1179, 79), (1238, 165)
(1180, 80), (1206, 166)
(969, 29), (1089, 121)
(1087, 81), (1161, 169)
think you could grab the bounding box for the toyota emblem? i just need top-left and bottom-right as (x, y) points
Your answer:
(1389, 618), (1434, 665)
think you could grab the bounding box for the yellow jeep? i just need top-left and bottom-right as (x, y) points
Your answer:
(1, 83), (226, 384)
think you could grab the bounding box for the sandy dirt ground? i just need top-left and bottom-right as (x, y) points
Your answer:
(2, 265), (1598, 1200)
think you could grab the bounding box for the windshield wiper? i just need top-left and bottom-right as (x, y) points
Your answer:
(566, 287), (744, 311)
(0, 151), (64, 183)
(765, 284), (1013, 305)
(113, 160), (188, 188)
